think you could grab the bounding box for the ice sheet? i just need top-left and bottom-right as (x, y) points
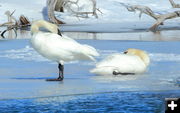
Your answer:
(0, 39), (180, 100)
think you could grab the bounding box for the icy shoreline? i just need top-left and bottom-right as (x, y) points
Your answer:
(1, 0), (180, 25)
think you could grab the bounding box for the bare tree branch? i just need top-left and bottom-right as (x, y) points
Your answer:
(0, 10), (31, 38)
(4, 10), (17, 25)
(149, 11), (180, 31)
(63, 0), (98, 18)
(121, 3), (180, 31)
(169, 0), (180, 8)
(47, 0), (99, 23)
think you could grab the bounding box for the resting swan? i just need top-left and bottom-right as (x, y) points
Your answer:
(30, 20), (99, 81)
(90, 48), (150, 75)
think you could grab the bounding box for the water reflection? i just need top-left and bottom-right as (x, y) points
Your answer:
(1, 27), (180, 41)
(0, 91), (179, 112)
(63, 30), (180, 41)
(0, 28), (30, 39)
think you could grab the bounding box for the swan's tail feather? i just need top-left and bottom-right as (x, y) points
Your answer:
(87, 56), (97, 62)
(82, 44), (100, 57)
(90, 68), (98, 74)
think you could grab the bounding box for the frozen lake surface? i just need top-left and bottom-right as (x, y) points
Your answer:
(1, 0), (180, 112)
(0, 37), (180, 112)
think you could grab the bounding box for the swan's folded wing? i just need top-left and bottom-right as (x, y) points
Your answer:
(90, 66), (120, 75)
(96, 53), (123, 67)
(93, 54), (146, 75)
(42, 33), (99, 61)
(82, 44), (100, 56)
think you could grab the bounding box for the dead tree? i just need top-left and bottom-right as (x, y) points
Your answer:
(169, 0), (180, 8)
(46, 0), (98, 24)
(0, 10), (17, 26)
(63, 0), (98, 18)
(0, 10), (30, 38)
(55, 0), (65, 12)
(18, 15), (30, 25)
(47, 0), (65, 24)
(121, 3), (180, 31)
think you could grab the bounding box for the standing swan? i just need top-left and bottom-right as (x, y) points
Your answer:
(90, 48), (150, 75)
(31, 20), (99, 81)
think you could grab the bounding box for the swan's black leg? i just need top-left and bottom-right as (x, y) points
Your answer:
(46, 63), (64, 81)
(58, 63), (64, 80)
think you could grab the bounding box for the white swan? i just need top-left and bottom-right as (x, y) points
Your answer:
(30, 20), (99, 81)
(90, 48), (150, 76)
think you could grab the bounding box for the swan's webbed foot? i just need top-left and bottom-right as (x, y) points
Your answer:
(46, 63), (64, 81)
(121, 73), (135, 75)
(46, 78), (63, 81)
(113, 71), (135, 76)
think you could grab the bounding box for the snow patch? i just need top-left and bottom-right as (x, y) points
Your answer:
(1, 46), (180, 63)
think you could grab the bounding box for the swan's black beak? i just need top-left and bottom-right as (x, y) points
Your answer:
(58, 29), (62, 37)
(124, 51), (128, 54)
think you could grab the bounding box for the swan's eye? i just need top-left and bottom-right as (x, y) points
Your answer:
(124, 51), (128, 54)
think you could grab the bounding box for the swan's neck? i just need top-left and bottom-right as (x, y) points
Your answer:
(139, 53), (150, 66)
(31, 24), (39, 34)
(31, 20), (58, 35)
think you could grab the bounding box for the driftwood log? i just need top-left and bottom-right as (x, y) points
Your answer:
(0, 10), (30, 38)
(55, 0), (64, 12)
(46, 0), (98, 24)
(169, 0), (180, 8)
(121, 3), (180, 31)
(47, 0), (65, 24)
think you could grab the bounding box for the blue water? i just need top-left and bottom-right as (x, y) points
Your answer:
(0, 90), (180, 113)
(0, 38), (180, 112)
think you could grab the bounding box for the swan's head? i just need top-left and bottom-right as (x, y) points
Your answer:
(124, 48), (150, 66)
(31, 20), (61, 35)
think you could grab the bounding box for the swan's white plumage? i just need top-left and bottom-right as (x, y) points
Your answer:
(31, 20), (99, 64)
(90, 49), (150, 75)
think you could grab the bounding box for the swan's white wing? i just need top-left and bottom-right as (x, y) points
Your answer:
(31, 32), (99, 62)
(61, 34), (78, 43)
(90, 66), (120, 75)
(96, 53), (122, 67)
(62, 34), (99, 57)
(91, 53), (146, 75)
(60, 34), (99, 61)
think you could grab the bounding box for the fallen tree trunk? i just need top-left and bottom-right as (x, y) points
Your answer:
(149, 11), (180, 31)
(55, 0), (64, 12)
(121, 3), (180, 31)
(47, 0), (99, 23)
(47, 0), (65, 24)
(169, 0), (180, 8)
(19, 15), (30, 25)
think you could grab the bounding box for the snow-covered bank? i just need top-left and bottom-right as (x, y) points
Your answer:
(55, 0), (180, 25)
(0, 0), (45, 23)
(2, 45), (180, 63)
(1, 0), (180, 25)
